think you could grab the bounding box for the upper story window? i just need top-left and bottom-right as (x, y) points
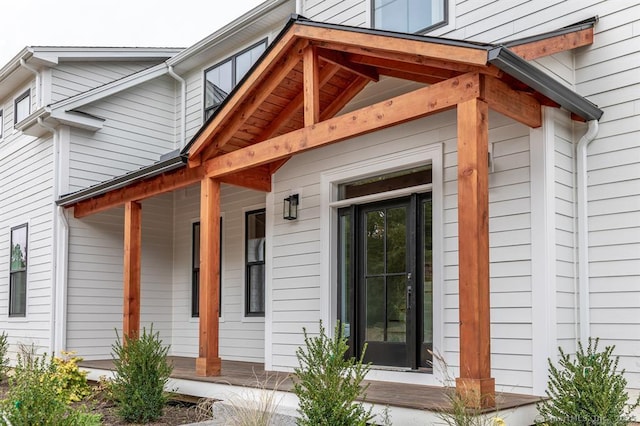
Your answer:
(372, 0), (446, 33)
(14, 90), (31, 125)
(204, 39), (267, 121)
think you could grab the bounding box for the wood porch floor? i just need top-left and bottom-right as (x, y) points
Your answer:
(80, 356), (539, 414)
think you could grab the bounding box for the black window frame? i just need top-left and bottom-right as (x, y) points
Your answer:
(9, 223), (28, 317)
(191, 218), (223, 318)
(203, 38), (268, 121)
(14, 90), (31, 125)
(371, 0), (448, 34)
(245, 208), (266, 317)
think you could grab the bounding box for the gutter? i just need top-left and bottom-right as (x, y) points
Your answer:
(57, 152), (187, 207)
(488, 46), (603, 121)
(577, 120), (600, 344)
(168, 66), (187, 148)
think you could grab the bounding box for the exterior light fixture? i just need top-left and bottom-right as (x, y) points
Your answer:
(283, 194), (299, 220)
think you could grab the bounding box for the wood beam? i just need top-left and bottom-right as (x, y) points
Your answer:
(293, 24), (489, 66)
(204, 73), (482, 178)
(309, 40), (499, 75)
(72, 166), (204, 218)
(348, 54), (460, 80)
(256, 63), (340, 141)
(201, 39), (308, 161)
(509, 28), (594, 60)
(123, 201), (141, 340)
(218, 165), (272, 192)
(316, 48), (379, 81)
(187, 30), (300, 159)
(481, 75), (542, 128)
(319, 76), (369, 121)
(196, 177), (222, 376)
(303, 46), (320, 126)
(455, 98), (495, 409)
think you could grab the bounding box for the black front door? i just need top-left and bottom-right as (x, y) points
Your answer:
(338, 193), (433, 369)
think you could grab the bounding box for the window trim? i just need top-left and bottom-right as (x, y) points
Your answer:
(370, 0), (449, 34)
(244, 208), (266, 317)
(14, 90), (31, 125)
(191, 217), (223, 319)
(9, 223), (28, 318)
(203, 38), (268, 121)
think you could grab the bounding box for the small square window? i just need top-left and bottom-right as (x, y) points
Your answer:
(14, 90), (30, 125)
(10, 224), (28, 317)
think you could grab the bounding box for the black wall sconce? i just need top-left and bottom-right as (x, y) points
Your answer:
(283, 194), (299, 220)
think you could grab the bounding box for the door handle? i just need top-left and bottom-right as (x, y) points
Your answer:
(406, 285), (412, 311)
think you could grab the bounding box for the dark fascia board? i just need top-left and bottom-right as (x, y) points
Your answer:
(488, 46), (603, 121)
(56, 152), (187, 207)
(504, 16), (598, 47)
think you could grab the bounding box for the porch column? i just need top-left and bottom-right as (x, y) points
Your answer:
(123, 201), (142, 339)
(196, 177), (222, 376)
(456, 98), (495, 408)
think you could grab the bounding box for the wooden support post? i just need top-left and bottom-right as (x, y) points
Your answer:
(456, 98), (495, 408)
(196, 177), (222, 376)
(303, 45), (320, 126)
(123, 201), (142, 340)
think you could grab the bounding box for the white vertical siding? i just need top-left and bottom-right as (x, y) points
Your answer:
(68, 75), (177, 192)
(66, 194), (174, 359)
(0, 130), (54, 357)
(171, 183), (266, 362)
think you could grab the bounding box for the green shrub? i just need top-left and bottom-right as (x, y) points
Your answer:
(0, 348), (100, 426)
(536, 338), (640, 425)
(0, 332), (9, 382)
(293, 321), (374, 426)
(110, 325), (173, 423)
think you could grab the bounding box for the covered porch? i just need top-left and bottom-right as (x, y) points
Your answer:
(79, 357), (540, 423)
(59, 16), (601, 410)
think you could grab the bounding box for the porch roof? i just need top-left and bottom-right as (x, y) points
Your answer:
(58, 15), (602, 214)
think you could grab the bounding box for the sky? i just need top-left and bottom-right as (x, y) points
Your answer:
(1, 0), (266, 66)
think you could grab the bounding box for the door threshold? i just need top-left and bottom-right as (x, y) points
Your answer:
(370, 365), (433, 374)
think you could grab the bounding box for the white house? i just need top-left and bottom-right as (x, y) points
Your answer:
(1, 0), (638, 423)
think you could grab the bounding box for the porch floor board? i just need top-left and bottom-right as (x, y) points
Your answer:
(80, 357), (539, 413)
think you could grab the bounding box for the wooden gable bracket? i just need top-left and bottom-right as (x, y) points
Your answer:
(203, 72), (483, 178)
(303, 45), (320, 126)
(315, 47), (379, 82)
(481, 75), (542, 128)
(199, 39), (309, 162)
(218, 165), (272, 192)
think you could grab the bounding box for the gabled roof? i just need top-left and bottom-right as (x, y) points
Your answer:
(59, 16), (603, 212)
(183, 15), (602, 163)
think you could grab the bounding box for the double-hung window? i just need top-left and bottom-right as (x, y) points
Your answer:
(14, 90), (30, 125)
(245, 209), (266, 316)
(192, 219), (223, 318)
(204, 39), (267, 120)
(372, 0), (447, 33)
(9, 224), (28, 317)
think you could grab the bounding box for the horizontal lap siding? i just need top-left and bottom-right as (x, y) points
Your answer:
(68, 75), (176, 192)
(271, 109), (534, 392)
(171, 184), (266, 362)
(51, 61), (162, 103)
(575, 4), (640, 389)
(304, 0), (367, 26)
(66, 195), (173, 359)
(0, 130), (53, 357)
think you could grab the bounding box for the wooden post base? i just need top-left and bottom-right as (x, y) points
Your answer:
(195, 356), (222, 376)
(455, 377), (496, 409)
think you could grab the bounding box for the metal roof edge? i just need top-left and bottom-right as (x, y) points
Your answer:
(488, 46), (603, 121)
(56, 153), (187, 207)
